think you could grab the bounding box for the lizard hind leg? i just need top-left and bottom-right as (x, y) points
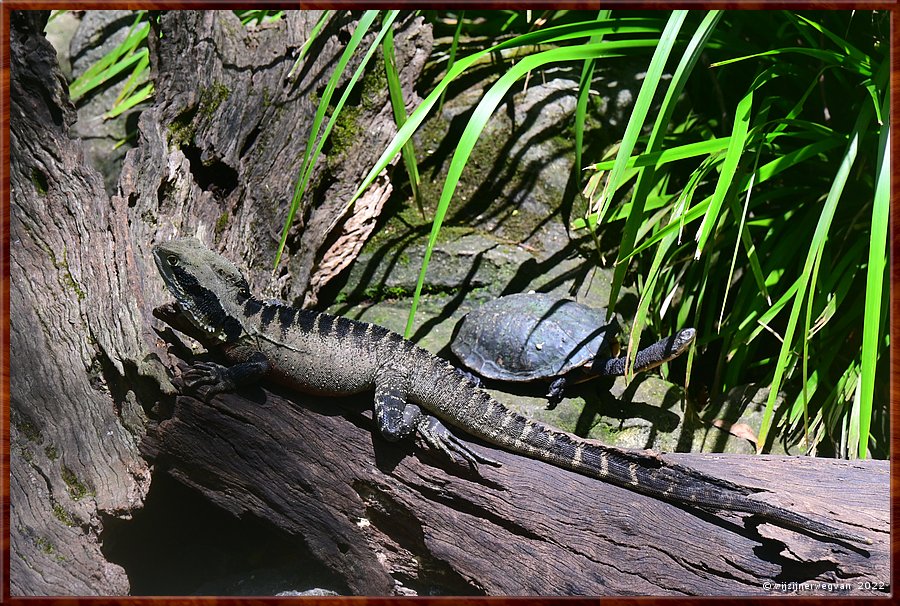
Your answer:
(373, 379), (416, 442)
(374, 369), (499, 467)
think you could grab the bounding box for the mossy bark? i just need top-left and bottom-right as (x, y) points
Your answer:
(10, 10), (145, 595)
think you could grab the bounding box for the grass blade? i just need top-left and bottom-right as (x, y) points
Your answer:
(112, 49), (149, 106)
(590, 11), (688, 223)
(755, 96), (874, 453)
(588, 137), (731, 171)
(438, 11), (465, 112)
(383, 20), (423, 218)
(275, 11), (392, 270)
(789, 13), (871, 73)
(857, 79), (889, 458)
(607, 11), (721, 328)
(711, 47), (870, 76)
(694, 88), (752, 259)
(573, 10), (611, 191)
(403, 39), (661, 336)
(105, 81), (153, 119)
(289, 11), (334, 78)
(340, 18), (667, 230)
(69, 12), (148, 101)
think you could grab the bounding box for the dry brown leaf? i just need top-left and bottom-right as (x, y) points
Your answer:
(710, 419), (759, 446)
(306, 169), (393, 306)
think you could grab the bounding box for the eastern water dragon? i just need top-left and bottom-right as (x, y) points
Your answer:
(151, 237), (870, 546)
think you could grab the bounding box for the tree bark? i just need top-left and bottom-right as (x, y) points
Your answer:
(10, 10), (148, 595)
(9, 9), (430, 595)
(119, 10), (431, 309)
(141, 384), (889, 596)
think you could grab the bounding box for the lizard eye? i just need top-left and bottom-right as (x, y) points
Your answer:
(166, 255), (179, 267)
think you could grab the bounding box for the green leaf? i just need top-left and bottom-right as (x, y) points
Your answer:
(289, 11), (334, 78)
(235, 10), (284, 27)
(587, 137), (731, 172)
(590, 11), (688, 224)
(344, 18), (667, 224)
(383, 20), (423, 218)
(711, 47), (871, 77)
(438, 11), (465, 112)
(857, 73), (889, 458)
(606, 11), (721, 323)
(275, 11), (393, 270)
(402, 38), (661, 336)
(694, 88), (752, 259)
(69, 12), (149, 101)
(573, 11), (610, 191)
(719, 143), (767, 330)
(789, 13), (871, 74)
(105, 82), (153, 119)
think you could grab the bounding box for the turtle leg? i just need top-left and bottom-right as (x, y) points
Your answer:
(546, 377), (567, 409)
(455, 367), (483, 388)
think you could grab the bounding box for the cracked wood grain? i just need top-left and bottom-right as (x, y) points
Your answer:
(10, 10), (149, 595)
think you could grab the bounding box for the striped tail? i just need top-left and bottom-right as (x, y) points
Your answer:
(420, 370), (871, 545)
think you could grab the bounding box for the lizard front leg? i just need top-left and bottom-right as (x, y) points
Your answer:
(182, 352), (270, 399)
(154, 302), (270, 399)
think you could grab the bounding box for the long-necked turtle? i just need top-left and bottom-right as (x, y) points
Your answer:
(451, 292), (695, 404)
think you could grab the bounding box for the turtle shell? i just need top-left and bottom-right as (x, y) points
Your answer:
(451, 293), (619, 382)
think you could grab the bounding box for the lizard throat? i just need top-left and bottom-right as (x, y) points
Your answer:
(155, 261), (245, 343)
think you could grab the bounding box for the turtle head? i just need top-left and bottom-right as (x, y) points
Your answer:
(667, 328), (696, 356)
(597, 327), (696, 377)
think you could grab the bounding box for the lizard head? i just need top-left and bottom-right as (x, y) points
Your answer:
(153, 237), (252, 343)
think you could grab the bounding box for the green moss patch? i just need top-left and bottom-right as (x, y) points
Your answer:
(52, 502), (77, 527)
(61, 466), (91, 501)
(32, 168), (49, 195)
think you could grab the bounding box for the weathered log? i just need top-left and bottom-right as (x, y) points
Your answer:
(141, 383), (889, 597)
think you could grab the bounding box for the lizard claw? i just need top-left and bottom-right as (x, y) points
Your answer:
(182, 361), (234, 398)
(418, 416), (501, 468)
(152, 302), (181, 322)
